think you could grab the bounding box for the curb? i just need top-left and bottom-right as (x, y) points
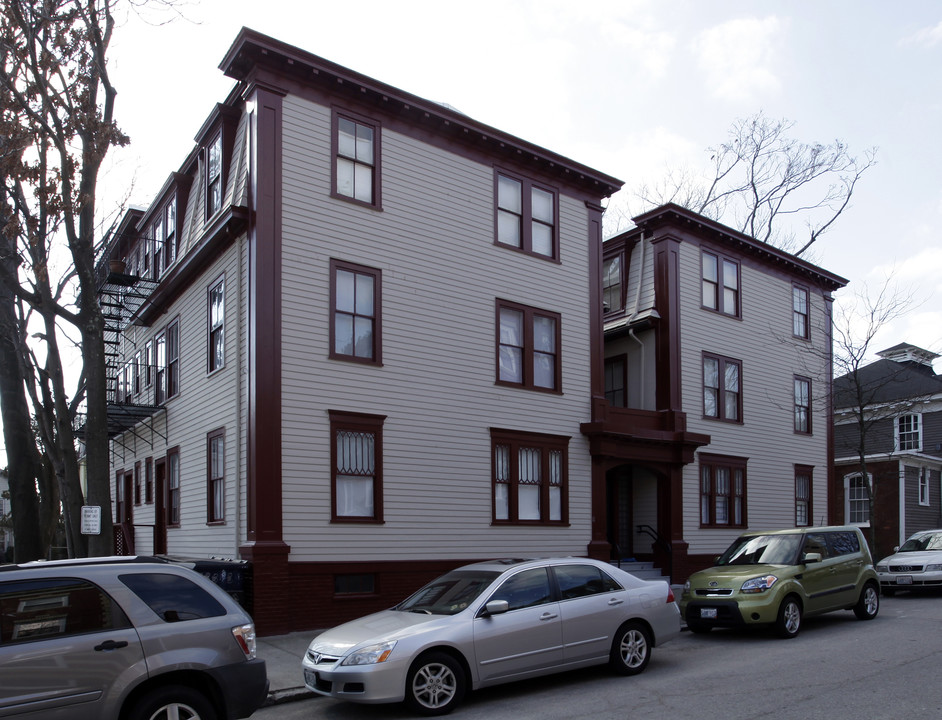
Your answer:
(265, 687), (316, 706)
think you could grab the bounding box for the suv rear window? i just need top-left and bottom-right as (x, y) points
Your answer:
(0, 578), (131, 645)
(120, 573), (226, 622)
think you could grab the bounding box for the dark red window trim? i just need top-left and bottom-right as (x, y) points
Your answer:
(329, 259), (382, 365)
(491, 427), (569, 526)
(208, 275), (225, 374)
(330, 107), (383, 210)
(207, 428), (225, 525)
(699, 453), (747, 528)
(496, 299), (562, 393)
(493, 168), (560, 262)
(795, 465), (813, 527)
(702, 352), (742, 423)
(794, 375), (812, 435)
(329, 410), (386, 524)
(166, 446), (181, 528)
(792, 284), (810, 340)
(701, 249), (741, 318)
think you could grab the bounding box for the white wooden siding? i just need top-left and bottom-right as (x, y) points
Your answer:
(678, 241), (834, 555)
(279, 94), (595, 562)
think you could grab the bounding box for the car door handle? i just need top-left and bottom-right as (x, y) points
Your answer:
(607, 598), (624, 606)
(94, 640), (129, 651)
(539, 612), (558, 621)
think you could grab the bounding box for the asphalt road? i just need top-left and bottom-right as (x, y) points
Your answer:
(255, 591), (942, 720)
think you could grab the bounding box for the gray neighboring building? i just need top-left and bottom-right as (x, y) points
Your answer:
(833, 343), (942, 557)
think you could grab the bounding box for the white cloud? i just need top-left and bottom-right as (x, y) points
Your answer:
(902, 20), (942, 47)
(695, 17), (784, 102)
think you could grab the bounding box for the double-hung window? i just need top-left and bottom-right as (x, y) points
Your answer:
(207, 429), (225, 523)
(700, 454), (746, 528)
(702, 250), (740, 316)
(897, 414), (921, 451)
(330, 260), (381, 364)
(167, 448), (180, 527)
(495, 170), (558, 259)
(491, 428), (568, 525)
(604, 356), (626, 407)
(793, 285), (809, 339)
(497, 301), (561, 392)
(333, 110), (380, 207)
(330, 411), (385, 523)
(154, 332), (167, 404)
(206, 132), (223, 218)
(166, 320), (180, 399)
(208, 277), (225, 373)
(795, 466), (812, 526)
(153, 213), (165, 280)
(794, 376), (811, 434)
(918, 467), (930, 506)
(703, 353), (741, 422)
(846, 474), (870, 525)
(603, 254), (623, 314)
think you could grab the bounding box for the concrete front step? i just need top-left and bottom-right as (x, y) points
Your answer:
(614, 560), (670, 584)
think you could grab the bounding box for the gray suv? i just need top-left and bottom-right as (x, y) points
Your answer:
(0, 557), (268, 719)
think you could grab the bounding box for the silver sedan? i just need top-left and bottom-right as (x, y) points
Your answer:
(301, 557), (680, 715)
(877, 529), (942, 594)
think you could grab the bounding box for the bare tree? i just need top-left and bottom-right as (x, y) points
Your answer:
(0, 0), (128, 557)
(635, 112), (876, 256)
(831, 276), (921, 557)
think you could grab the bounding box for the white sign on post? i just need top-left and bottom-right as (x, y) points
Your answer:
(81, 506), (102, 535)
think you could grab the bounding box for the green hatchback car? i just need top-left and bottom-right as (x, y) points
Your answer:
(679, 526), (880, 638)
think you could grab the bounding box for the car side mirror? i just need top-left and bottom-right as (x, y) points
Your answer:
(801, 552), (822, 564)
(483, 600), (509, 617)
(894, 546), (900, 553)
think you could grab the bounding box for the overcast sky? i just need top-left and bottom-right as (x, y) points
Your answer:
(2, 1), (941, 467)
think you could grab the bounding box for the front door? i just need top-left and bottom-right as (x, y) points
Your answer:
(154, 459), (167, 554)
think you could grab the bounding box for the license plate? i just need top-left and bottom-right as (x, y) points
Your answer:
(896, 576), (913, 585)
(700, 607), (717, 619)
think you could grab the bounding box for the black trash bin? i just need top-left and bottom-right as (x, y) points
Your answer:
(155, 555), (252, 613)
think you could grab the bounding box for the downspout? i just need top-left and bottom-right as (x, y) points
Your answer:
(627, 232), (646, 408)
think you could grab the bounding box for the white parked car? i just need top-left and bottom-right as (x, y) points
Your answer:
(302, 557), (680, 715)
(877, 529), (942, 595)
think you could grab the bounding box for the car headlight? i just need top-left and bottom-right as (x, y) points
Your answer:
(925, 564), (942, 572)
(741, 575), (778, 593)
(876, 565), (887, 573)
(683, 580), (691, 592)
(341, 640), (397, 666)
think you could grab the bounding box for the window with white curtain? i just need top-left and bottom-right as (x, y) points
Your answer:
(497, 300), (561, 391)
(699, 454), (746, 528)
(491, 429), (567, 524)
(330, 411), (385, 523)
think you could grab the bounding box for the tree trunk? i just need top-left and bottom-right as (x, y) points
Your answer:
(0, 232), (45, 562)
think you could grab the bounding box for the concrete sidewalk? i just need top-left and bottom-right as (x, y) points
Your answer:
(257, 630), (318, 704)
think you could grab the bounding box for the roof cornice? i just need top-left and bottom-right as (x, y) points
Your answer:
(617, 203), (849, 291)
(219, 27), (623, 199)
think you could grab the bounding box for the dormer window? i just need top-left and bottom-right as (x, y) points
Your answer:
(206, 132), (223, 218)
(153, 214), (165, 279)
(166, 196), (177, 266)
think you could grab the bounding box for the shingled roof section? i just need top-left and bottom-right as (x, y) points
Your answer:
(834, 343), (942, 409)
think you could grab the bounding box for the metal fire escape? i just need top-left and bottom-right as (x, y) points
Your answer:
(96, 244), (163, 449)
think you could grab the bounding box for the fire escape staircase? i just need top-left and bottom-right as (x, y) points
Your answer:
(97, 257), (164, 450)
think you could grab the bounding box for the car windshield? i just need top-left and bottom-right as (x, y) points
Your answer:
(716, 534), (803, 566)
(898, 532), (942, 553)
(396, 570), (501, 616)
